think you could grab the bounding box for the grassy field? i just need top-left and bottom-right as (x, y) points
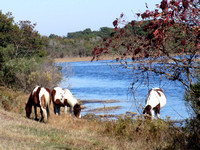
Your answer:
(0, 86), (187, 149)
(0, 108), (130, 150)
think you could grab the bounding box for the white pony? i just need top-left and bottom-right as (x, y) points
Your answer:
(25, 86), (51, 123)
(143, 88), (167, 119)
(51, 87), (81, 118)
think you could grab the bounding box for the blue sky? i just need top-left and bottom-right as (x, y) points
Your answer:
(1, 0), (161, 36)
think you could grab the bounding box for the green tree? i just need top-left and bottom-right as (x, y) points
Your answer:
(0, 11), (18, 47)
(82, 28), (92, 35)
(49, 34), (59, 39)
(98, 27), (113, 38)
(11, 20), (46, 58)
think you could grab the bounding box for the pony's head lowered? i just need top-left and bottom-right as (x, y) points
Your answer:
(25, 93), (33, 118)
(143, 105), (152, 117)
(25, 103), (32, 118)
(73, 103), (81, 118)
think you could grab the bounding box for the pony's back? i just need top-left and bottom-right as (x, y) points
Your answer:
(145, 88), (166, 108)
(63, 89), (77, 107)
(52, 87), (64, 101)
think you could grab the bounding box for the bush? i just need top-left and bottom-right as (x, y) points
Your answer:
(100, 117), (186, 149)
(184, 118), (200, 149)
(184, 80), (200, 149)
(26, 59), (64, 91)
(0, 87), (18, 111)
(1, 57), (63, 91)
(184, 81), (200, 117)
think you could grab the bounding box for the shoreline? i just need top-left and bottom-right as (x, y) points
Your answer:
(54, 56), (93, 63)
(54, 55), (118, 63)
(54, 54), (200, 63)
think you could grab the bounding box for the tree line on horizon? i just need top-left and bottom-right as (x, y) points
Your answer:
(46, 21), (148, 58)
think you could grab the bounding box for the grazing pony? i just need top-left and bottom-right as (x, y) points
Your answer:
(25, 86), (51, 122)
(143, 88), (167, 119)
(51, 87), (81, 118)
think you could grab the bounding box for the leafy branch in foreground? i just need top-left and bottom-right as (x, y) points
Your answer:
(92, 0), (200, 92)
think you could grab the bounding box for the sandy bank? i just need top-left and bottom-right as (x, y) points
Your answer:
(54, 55), (117, 63)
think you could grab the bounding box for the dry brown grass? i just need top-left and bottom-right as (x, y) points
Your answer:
(0, 86), (187, 149)
(0, 108), (136, 150)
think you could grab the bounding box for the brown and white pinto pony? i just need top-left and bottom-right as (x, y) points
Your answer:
(143, 88), (167, 119)
(51, 87), (81, 118)
(25, 86), (51, 123)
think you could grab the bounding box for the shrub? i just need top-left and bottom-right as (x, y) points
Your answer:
(184, 118), (200, 149)
(184, 80), (200, 149)
(0, 87), (18, 111)
(1, 57), (63, 91)
(185, 81), (200, 117)
(26, 59), (64, 91)
(100, 117), (186, 149)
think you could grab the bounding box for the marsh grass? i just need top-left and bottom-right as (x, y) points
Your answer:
(99, 117), (186, 149)
(0, 86), (187, 149)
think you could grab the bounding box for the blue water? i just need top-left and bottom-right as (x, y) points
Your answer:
(58, 60), (189, 120)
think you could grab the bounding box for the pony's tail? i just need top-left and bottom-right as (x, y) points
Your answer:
(46, 103), (50, 118)
(51, 89), (56, 103)
(46, 94), (50, 118)
(45, 88), (51, 118)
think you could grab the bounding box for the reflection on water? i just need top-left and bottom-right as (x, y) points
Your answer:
(58, 60), (189, 120)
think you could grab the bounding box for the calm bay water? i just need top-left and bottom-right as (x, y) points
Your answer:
(58, 60), (189, 120)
